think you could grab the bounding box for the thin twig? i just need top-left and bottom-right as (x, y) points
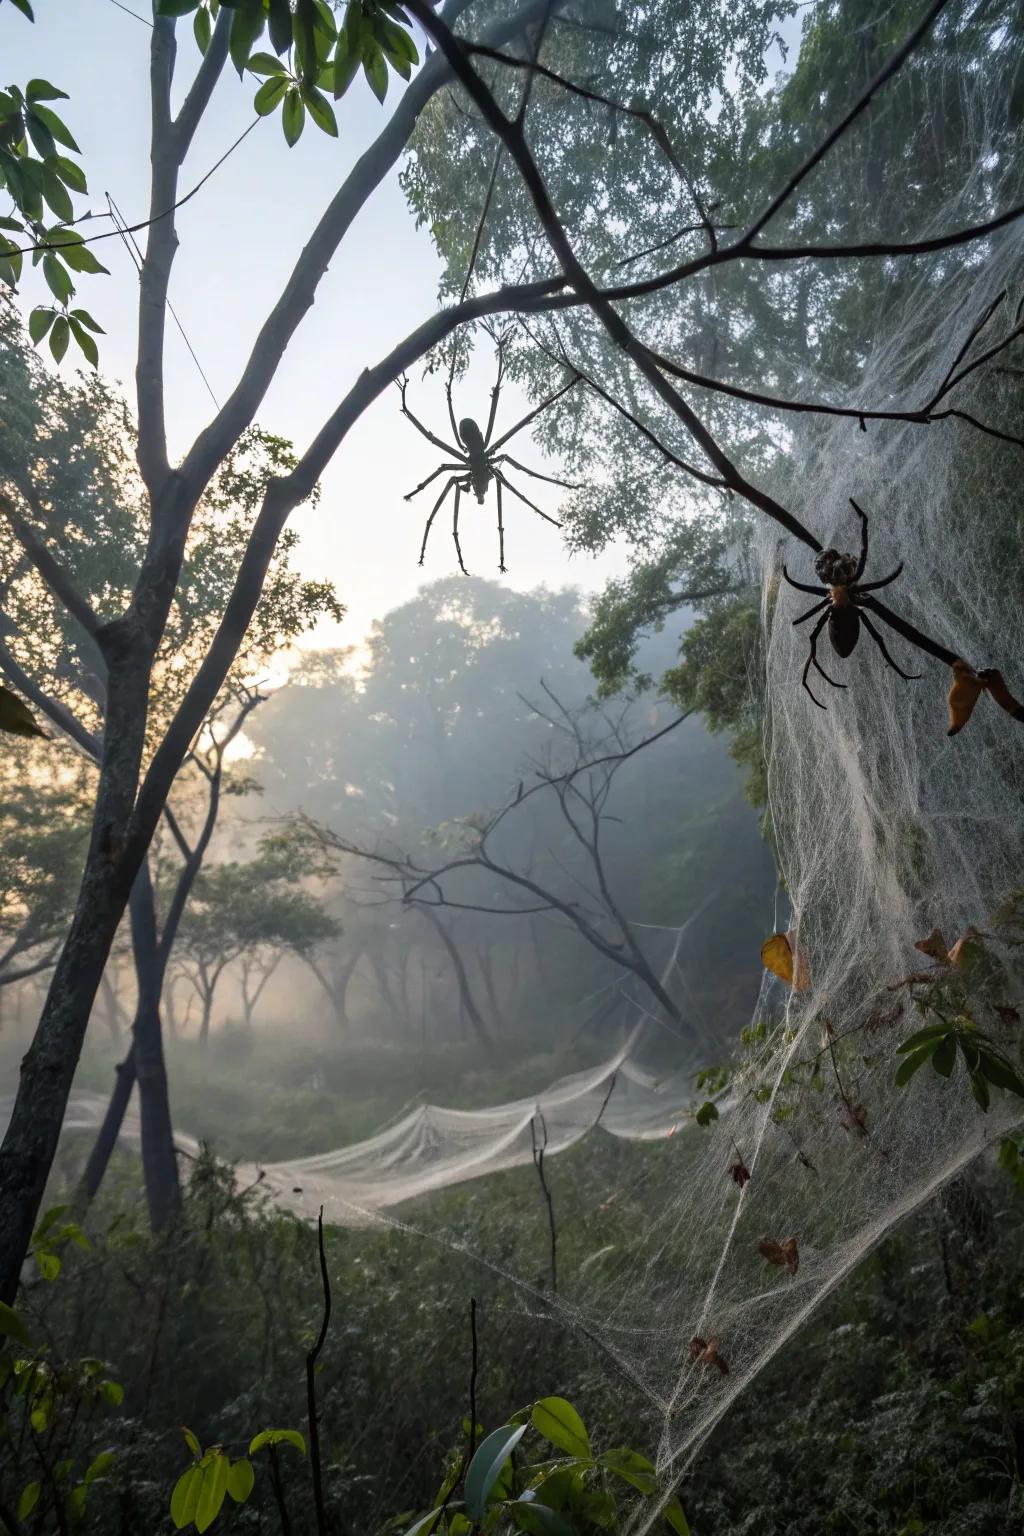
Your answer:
(468, 1296), (480, 1461)
(306, 1207), (332, 1536)
(530, 1113), (558, 1293)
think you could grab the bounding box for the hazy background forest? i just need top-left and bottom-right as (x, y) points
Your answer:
(2, 0), (1024, 1533)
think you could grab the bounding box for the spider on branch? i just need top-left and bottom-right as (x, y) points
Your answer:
(398, 334), (581, 574)
(783, 500), (921, 709)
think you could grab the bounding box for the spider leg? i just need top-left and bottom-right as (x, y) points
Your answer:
(445, 377), (462, 449)
(493, 453), (581, 491)
(849, 499), (869, 581)
(793, 596), (830, 626)
(451, 482), (468, 575)
(418, 476), (460, 566)
(782, 565), (828, 596)
(855, 563), (904, 593)
(488, 373), (582, 451)
(496, 477), (506, 573)
(405, 462), (466, 501)
(397, 377), (462, 457)
(802, 609), (847, 708)
(495, 470), (562, 528)
(859, 610), (923, 681)
(482, 336), (509, 447)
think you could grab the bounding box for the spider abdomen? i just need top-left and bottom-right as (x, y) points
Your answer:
(828, 588), (860, 657)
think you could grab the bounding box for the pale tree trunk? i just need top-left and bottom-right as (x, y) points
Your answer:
(418, 907), (492, 1047)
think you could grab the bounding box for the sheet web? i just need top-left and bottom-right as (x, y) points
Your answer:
(9, 3), (1024, 1516)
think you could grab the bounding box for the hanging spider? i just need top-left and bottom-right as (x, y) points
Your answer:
(782, 499), (922, 709)
(398, 338), (581, 574)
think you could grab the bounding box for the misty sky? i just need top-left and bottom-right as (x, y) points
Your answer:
(6, 2), (800, 650)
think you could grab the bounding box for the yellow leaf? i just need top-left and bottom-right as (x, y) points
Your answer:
(761, 932), (809, 990)
(0, 685), (47, 739)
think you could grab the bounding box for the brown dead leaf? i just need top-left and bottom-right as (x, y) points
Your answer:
(914, 928), (950, 964)
(728, 1158), (751, 1187)
(689, 1335), (729, 1374)
(759, 1236), (799, 1275)
(947, 659), (986, 736)
(947, 926), (983, 967)
(979, 667), (1024, 723)
(864, 1000), (904, 1033)
(839, 1102), (869, 1136)
(994, 1002), (1021, 1027)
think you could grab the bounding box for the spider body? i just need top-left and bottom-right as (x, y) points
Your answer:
(398, 338), (581, 574)
(782, 502), (922, 708)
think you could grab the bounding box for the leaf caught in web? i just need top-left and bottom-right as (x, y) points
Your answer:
(913, 928), (950, 964)
(688, 1335), (728, 1373)
(947, 659), (986, 735)
(758, 1236), (799, 1275)
(728, 1158), (751, 1187)
(761, 931), (809, 991)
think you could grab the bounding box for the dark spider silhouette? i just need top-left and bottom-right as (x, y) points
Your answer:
(398, 342), (581, 574)
(782, 499), (922, 709)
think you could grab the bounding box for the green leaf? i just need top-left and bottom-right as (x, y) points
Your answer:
(931, 1033), (957, 1078)
(598, 1448), (657, 1494)
(229, 0), (266, 75)
(53, 154), (87, 193)
(28, 103), (80, 152)
(100, 1379), (124, 1406)
(970, 1070), (991, 1112)
(510, 1500), (578, 1536)
(27, 79), (69, 103)
(158, 0), (202, 14)
(0, 1299), (32, 1343)
(183, 1426), (203, 1459)
(28, 305), (55, 344)
(267, 0), (292, 53)
(254, 76), (289, 115)
(25, 111), (57, 160)
(226, 1458), (255, 1503)
(301, 86), (338, 136)
(195, 1452), (229, 1534)
(281, 88), (306, 147)
(42, 251), (73, 303)
(896, 1023), (950, 1052)
(60, 241), (109, 275)
(170, 1465), (203, 1530)
(977, 1050), (1024, 1097)
(17, 1484), (40, 1521)
(894, 1040), (938, 1086)
(464, 1423), (527, 1521)
(69, 315), (98, 367)
(194, 6), (211, 53)
(70, 307), (104, 332)
(695, 1100), (718, 1127)
(248, 1428), (306, 1456)
(531, 1398), (590, 1460)
(247, 51), (288, 76)
(36, 1247), (62, 1280)
(663, 1495), (691, 1536)
(84, 1450), (116, 1485)
(7, 0), (35, 18)
(333, 32), (361, 99)
(362, 46), (389, 104)
(404, 1510), (449, 1536)
(43, 168), (74, 222)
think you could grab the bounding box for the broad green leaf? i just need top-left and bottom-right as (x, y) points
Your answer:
(17, 1483), (40, 1521)
(53, 154), (87, 193)
(363, 47), (389, 104)
(931, 1034), (957, 1078)
(247, 51), (288, 77)
(28, 305), (55, 343)
(60, 241), (109, 275)
(0, 1299), (31, 1343)
(27, 79), (68, 103)
(510, 1499), (578, 1536)
(404, 1510), (448, 1536)
(194, 6), (211, 52)
(694, 1100), (718, 1127)
(7, 0), (35, 18)
(170, 1465), (203, 1530)
(43, 168), (74, 223)
(302, 86), (337, 136)
(36, 1247), (61, 1280)
(333, 32), (360, 99)
(183, 1426), (202, 1459)
(28, 103), (79, 152)
(248, 1428), (306, 1456)
(896, 1023), (950, 1052)
(84, 1450), (116, 1485)
(226, 1458), (255, 1503)
(25, 111), (57, 160)
(42, 252), (73, 303)
(464, 1423), (527, 1521)
(970, 1070), (991, 1112)
(977, 1050), (1024, 1097)
(663, 1495), (691, 1536)
(894, 1040), (938, 1086)
(70, 313), (99, 365)
(282, 88), (306, 147)
(67, 1484), (87, 1522)
(598, 1448), (657, 1494)
(101, 1379), (124, 1406)
(229, 0), (266, 75)
(254, 76), (289, 115)
(195, 1452), (229, 1534)
(158, 0), (202, 15)
(267, 0), (292, 53)
(70, 307), (104, 333)
(531, 1399), (590, 1460)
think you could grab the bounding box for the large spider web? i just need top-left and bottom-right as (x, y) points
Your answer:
(8, 3), (1024, 1522)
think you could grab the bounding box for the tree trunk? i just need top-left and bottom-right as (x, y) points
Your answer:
(418, 907), (492, 1046)
(81, 1052), (135, 1199)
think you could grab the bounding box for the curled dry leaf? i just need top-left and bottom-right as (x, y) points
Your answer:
(979, 668), (1024, 723)
(839, 1102), (868, 1136)
(728, 1159), (751, 1187)
(914, 928), (950, 964)
(947, 926), (983, 968)
(761, 931), (810, 991)
(947, 659), (985, 736)
(759, 1236), (799, 1275)
(864, 999), (904, 1033)
(689, 1335), (729, 1374)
